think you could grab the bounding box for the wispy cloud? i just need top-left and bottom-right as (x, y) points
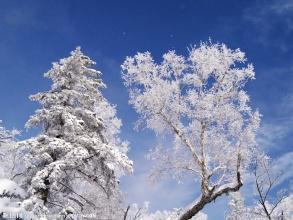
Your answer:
(243, 0), (293, 51)
(271, 151), (293, 186)
(0, 2), (75, 35)
(120, 155), (196, 212)
(1, 6), (37, 27)
(255, 65), (293, 152)
(257, 122), (292, 150)
(257, 91), (293, 151)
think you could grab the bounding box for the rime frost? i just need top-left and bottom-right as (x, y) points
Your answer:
(122, 42), (261, 219)
(17, 48), (132, 219)
(124, 202), (207, 220)
(226, 192), (293, 219)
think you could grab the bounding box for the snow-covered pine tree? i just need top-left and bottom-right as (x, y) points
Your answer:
(19, 47), (132, 219)
(0, 120), (14, 145)
(0, 120), (20, 181)
(0, 121), (25, 217)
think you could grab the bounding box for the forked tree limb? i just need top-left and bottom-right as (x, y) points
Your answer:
(158, 106), (244, 220)
(253, 157), (287, 220)
(179, 153), (243, 220)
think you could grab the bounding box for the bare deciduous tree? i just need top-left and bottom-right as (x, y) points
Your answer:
(253, 156), (289, 220)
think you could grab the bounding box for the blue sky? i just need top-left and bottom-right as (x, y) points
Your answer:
(0, 0), (292, 219)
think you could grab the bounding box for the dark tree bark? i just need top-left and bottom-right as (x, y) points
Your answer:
(179, 154), (243, 220)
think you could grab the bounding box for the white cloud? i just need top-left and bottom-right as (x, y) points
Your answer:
(271, 151), (293, 186)
(257, 87), (293, 151)
(0, 3), (75, 35)
(120, 155), (196, 212)
(244, 0), (293, 29)
(243, 0), (293, 50)
(270, 0), (293, 15)
(257, 122), (291, 150)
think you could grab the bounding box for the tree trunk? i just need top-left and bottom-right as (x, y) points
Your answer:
(180, 169), (243, 220)
(179, 196), (210, 220)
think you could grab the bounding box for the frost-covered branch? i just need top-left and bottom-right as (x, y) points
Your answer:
(124, 202), (207, 220)
(122, 41), (260, 219)
(253, 156), (290, 220)
(17, 47), (133, 219)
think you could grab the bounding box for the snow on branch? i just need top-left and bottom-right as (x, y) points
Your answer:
(122, 41), (260, 219)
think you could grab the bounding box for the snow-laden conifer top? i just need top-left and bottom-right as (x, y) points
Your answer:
(17, 47), (132, 219)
